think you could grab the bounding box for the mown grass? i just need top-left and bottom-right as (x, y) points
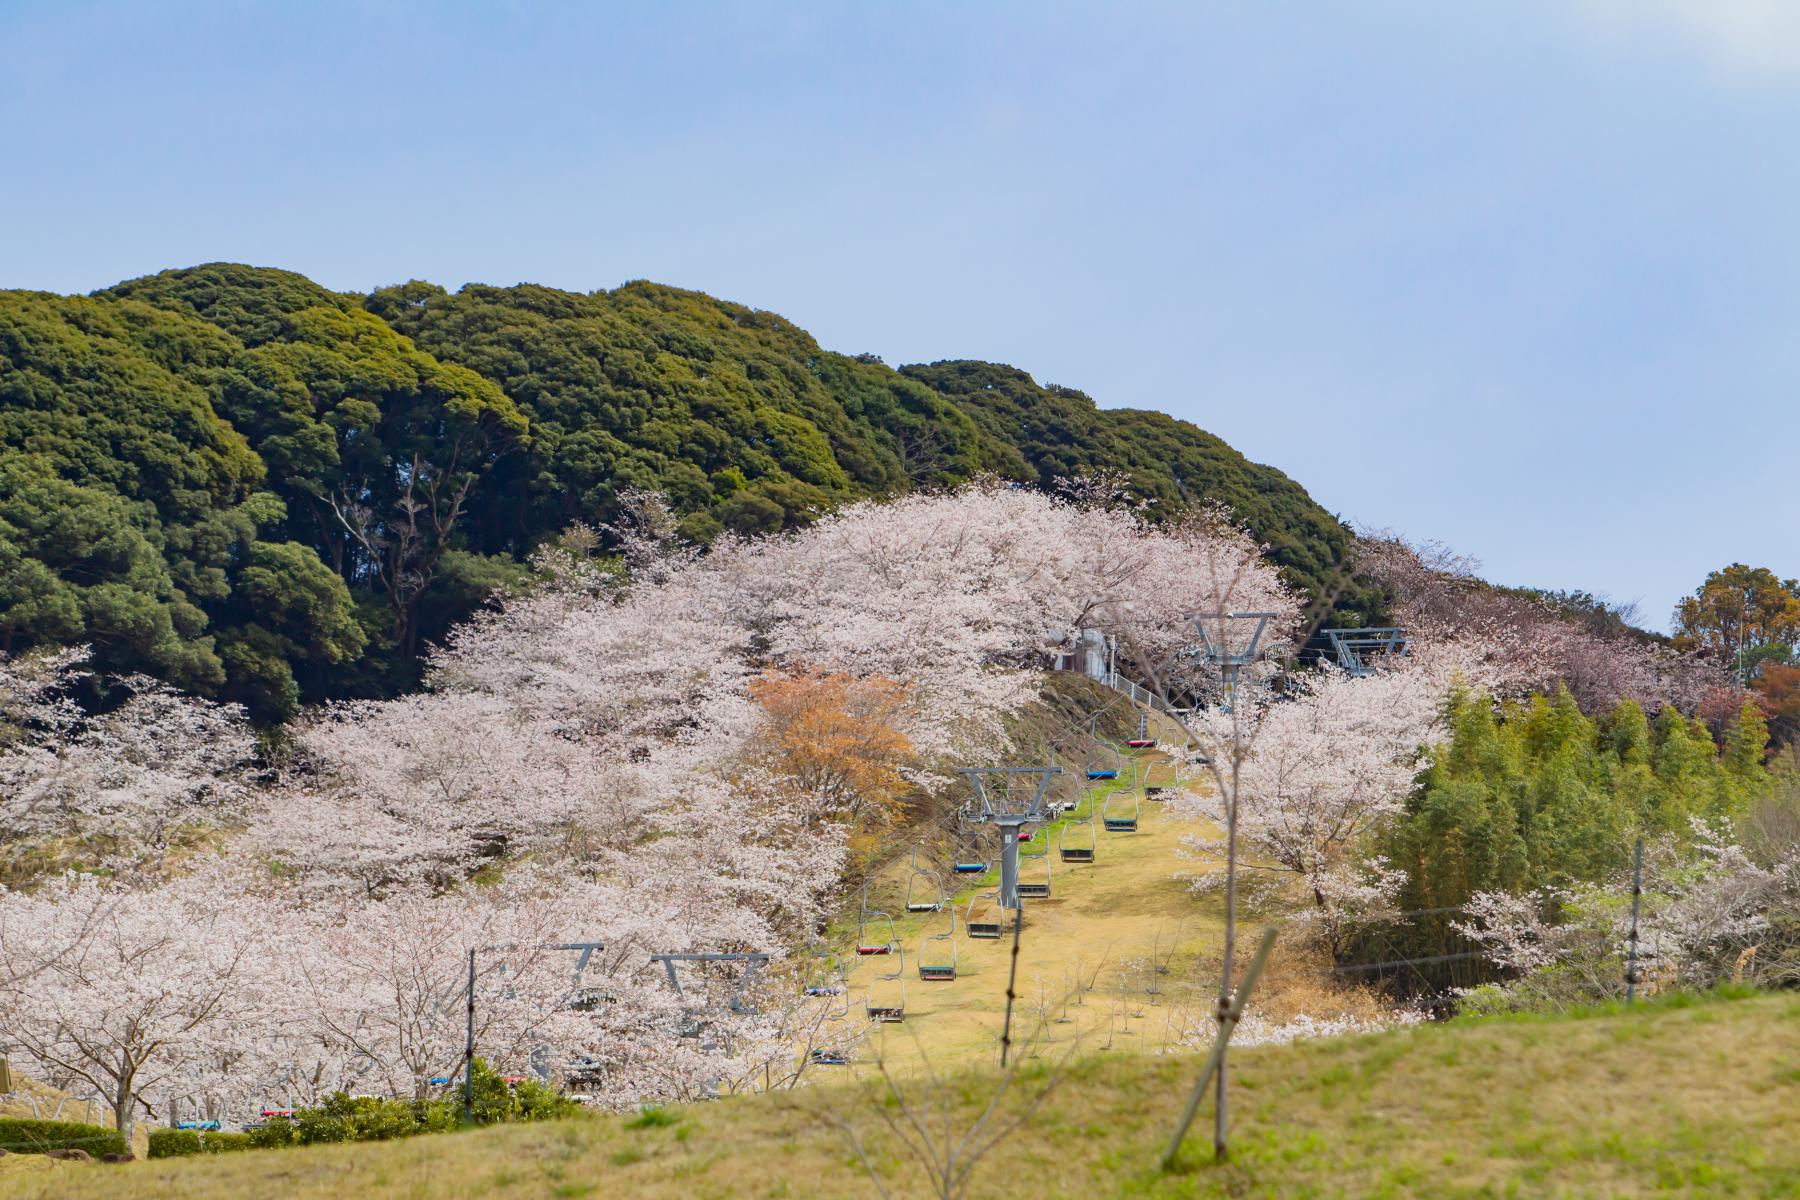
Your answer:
(11, 989), (1794, 1199)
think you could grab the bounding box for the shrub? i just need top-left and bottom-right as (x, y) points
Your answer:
(246, 1061), (578, 1149)
(148, 1128), (254, 1157)
(148, 1128), (202, 1158)
(0, 1116), (127, 1158)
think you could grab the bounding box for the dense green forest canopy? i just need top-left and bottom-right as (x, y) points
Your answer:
(0, 263), (1370, 718)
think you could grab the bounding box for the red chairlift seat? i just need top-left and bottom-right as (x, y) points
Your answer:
(856, 944), (892, 956)
(1127, 738), (1155, 748)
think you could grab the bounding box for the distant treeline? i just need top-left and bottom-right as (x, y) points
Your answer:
(0, 263), (1374, 717)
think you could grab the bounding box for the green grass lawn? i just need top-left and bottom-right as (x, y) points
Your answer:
(13, 990), (1795, 1199)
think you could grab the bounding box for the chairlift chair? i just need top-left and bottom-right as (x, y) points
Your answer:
(1086, 713), (1124, 780)
(904, 848), (946, 913)
(810, 1047), (851, 1066)
(1016, 835), (1052, 898)
(1127, 710), (1155, 748)
(855, 885), (897, 956)
(1103, 788), (1140, 833)
(1058, 814), (1096, 863)
(917, 907), (957, 981)
(866, 945), (906, 1022)
(965, 888), (1004, 939)
(951, 805), (992, 874)
(804, 946), (851, 1019)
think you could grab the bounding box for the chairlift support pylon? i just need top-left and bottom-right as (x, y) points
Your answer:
(1323, 627), (1407, 676)
(650, 952), (772, 1016)
(959, 765), (1063, 911)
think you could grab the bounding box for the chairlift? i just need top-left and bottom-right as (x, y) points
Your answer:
(866, 945), (906, 1022)
(1086, 712), (1125, 781)
(804, 945), (851, 1019)
(917, 907), (957, 981)
(904, 847), (946, 913)
(855, 884), (897, 956)
(810, 1048), (851, 1066)
(951, 805), (992, 874)
(1017, 837), (1052, 899)
(965, 889), (1004, 938)
(1058, 815), (1096, 863)
(1103, 788), (1140, 833)
(1128, 710), (1155, 748)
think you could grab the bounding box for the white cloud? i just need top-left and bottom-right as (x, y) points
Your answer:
(1573, 0), (1800, 81)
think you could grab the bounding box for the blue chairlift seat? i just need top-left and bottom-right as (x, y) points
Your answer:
(1087, 770), (1118, 780)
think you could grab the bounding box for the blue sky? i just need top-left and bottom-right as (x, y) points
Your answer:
(4, 1), (1795, 631)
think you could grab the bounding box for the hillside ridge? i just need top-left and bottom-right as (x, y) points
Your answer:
(0, 263), (1370, 716)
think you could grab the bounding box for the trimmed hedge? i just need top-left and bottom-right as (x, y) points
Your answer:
(147, 1129), (201, 1158)
(0, 1116), (127, 1157)
(148, 1128), (255, 1158)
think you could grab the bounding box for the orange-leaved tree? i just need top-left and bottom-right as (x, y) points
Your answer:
(748, 669), (915, 852)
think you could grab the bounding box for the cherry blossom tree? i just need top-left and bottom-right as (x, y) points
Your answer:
(1357, 532), (1720, 712)
(0, 649), (254, 880)
(0, 864), (270, 1149)
(1175, 664), (1453, 956)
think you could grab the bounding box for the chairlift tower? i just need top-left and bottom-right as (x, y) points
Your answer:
(958, 765), (1062, 911)
(1322, 627), (1407, 676)
(1192, 611), (1278, 710)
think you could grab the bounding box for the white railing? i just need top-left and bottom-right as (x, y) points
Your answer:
(1101, 671), (1186, 719)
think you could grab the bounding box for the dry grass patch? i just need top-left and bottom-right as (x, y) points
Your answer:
(10, 991), (1792, 1200)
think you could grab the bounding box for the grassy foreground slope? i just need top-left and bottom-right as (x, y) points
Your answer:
(10, 992), (1794, 1200)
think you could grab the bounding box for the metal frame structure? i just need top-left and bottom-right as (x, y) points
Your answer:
(1323, 627), (1407, 676)
(959, 765), (1062, 911)
(651, 952), (772, 1016)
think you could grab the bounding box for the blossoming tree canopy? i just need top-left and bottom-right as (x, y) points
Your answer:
(0, 482), (1308, 1115)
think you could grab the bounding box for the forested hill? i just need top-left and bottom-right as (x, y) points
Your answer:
(0, 263), (1371, 718)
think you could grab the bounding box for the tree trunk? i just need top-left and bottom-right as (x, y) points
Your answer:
(112, 1080), (137, 1158)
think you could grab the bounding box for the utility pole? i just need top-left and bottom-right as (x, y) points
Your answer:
(1191, 611), (1274, 1162)
(1625, 837), (1644, 1003)
(464, 947), (477, 1125)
